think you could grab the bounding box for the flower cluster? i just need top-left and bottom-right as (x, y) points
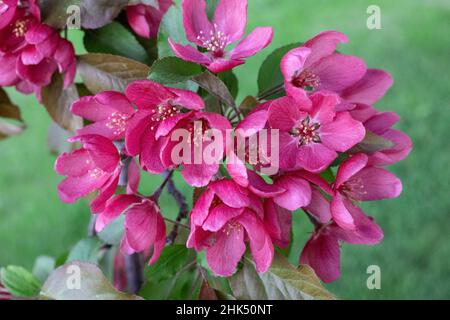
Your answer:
(54, 0), (411, 282)
(0, 0), (76, 98)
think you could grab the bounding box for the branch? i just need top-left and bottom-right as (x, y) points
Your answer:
(166, 176), (189, 245)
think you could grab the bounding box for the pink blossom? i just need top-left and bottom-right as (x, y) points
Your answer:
(281, 31), (366, 104)
(331, 153), (402, 230)
(300, 189), (383, 282)
(71, 91), (136, 141)
(16, 23), (76, 96)
(187, 179), (274, 276)
(0, 0), (40, 90)
(351, 107), (412, 167)
(126, 0), (173, 39)
(124, 80), (231, 187)
(96, 194), (166, 265)
(54, 135), (140, 213)
(169, 0), (273, 73)
(267, 91), (366, 173)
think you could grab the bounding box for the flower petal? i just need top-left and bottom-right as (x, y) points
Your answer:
(168, 39), (212, 65)
(341, 69), (393, 105)
(334, 153), (368, 188)
(182, 0), (213, 45)
(212, 0), (247, 43)
(303, 30), (348, 67)
(273, 175), (312, 211)
(230, 26), (273, 60)
(320, 112), (366, 152)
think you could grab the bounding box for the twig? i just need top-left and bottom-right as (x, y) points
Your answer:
(124, 253), (144, 295)
(165, 176), (189, 245)
(152, 170), (174, 201)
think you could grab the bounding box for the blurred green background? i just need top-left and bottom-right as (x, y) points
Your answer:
(1, 0), (449, 299)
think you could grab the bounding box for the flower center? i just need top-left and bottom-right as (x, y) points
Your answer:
(197, 25), (228, 57)
(290, 116), (321, 146)
(151, 104), (181, 123)
(12, 19), (28, 38)
(105, 112), (130, 136)
(222, 220), (243, 237)
(340, 178), (368, 200)
(291, 70), (321, 90)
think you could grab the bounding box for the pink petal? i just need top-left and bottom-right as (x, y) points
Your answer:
(268, 96), (303, 131)
(281, 46), (311, 81)
(203, 204), (244, 232)
(364, 112), (400, 135)
(54, 149), (93, 177)
(236, 109), (268, 136)
(75, 135), (120, 173)
(57, 172), (110, 203)
(300, 231), (341, 283)
(155, 112), (192, 139)
(303, 30), (349, 68)
(273, 175), (312, 211)
(90, 171), (120, 213)
(140, 130), (167, 174)
(311, 54), (366, 92)
(126, 158), (141, 194)
(296, 143), (337, 173)
(212, 0), (247, 43)
(331, 206), (384, 245)
(170, 87), (205, 110)
(368, 129), (412, 166)
(191, 188), (215, 226)
(20, 45), (44, 65)
(320, 112), (366, 152)
(199, 111), (232, 131)
(278, 132), (300, 170)
(349, 167), (402, 201)
(226, 151), (249, 187)
(341, 69), (393, 105)
(309, 91), (339, 124)
(206, 58), (244, 73)
(0, 54), (20, 86)
(182, 0), (213, 45)
(334, 153), (368, 188)
(304, 188), (332, 224)
(247, 170), (285, 198)
(182, 163), (219, 187)
(95, 194), (141, 232)
(206, 220), (246, 276)
(230, 26), (273, 60)
(264, 199), (292, 248)
(125, 80), (174, 109)
(123, 200), (164, 254)
(330, 193), (356, 230)
(169, 39), (212, 65)
(239, 210), (274, 273)
(296, 170), (333, 195)
(125, 110), (153, 156)
(209, 179), (250, 208)
(16, 58), (57, 87)
(126, 5), (151, 38)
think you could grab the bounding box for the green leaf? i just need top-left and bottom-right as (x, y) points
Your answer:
(98, 215), (125, 245)
(0, 88), (26, 140)
(32, 256), (56, 284)
(140, 245), (198, 299)
(157, 4), (188, 58)
(149, 56), (203, 85)
(84, 22), (149, 64)
(229, 252), (336, 300)
(350, 130), (395, 154)
(78, 53), (150, 93)
(67, 238), (103, 263)
(192, 71), (236, 108)
(218, 70), (239, 99)
(41, 261), (143, 300)
(257, 43), (301, 98)
(41, 74), (83, 132)
(0, 266), (41, 297)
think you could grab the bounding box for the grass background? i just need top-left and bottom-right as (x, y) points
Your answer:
(1, 0), (449, 299)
